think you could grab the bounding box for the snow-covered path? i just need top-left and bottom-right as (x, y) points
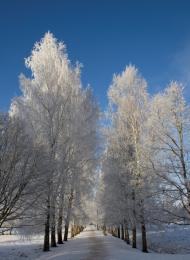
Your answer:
(82, 230), (108, 259)
(38, 228), (109, 260)
(37, 227), (190, 260)
(1, 227), (190, 259)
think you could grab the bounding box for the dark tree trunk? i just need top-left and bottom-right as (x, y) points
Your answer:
(132, 226), (136, 248)
(51, 219), (56, 247)
(57, 214), (63, 244)
(117, 226), (120, 238)
(141, 222), (148, 252)
(43, 196), (50, 251)
(57, 190), (64, 244)
(51, 203), (56, 247)
(132, 189), (136, 248)
(51, 227), (56, 247)
(124, 226), (130, 244)
(64, 190), (73, 241)
(121, 224), (125, 240)
(64, 224), (69, 241)
(139, 199), (148, 253)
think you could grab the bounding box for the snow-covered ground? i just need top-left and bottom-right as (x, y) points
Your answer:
(106, 235), (190, 260)
(0, 225), (190, 259)
(0, 234), (44, 259)
(146, 225), (190, 254)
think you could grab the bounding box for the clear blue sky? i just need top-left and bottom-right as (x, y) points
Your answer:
(1, 0), (190, 111)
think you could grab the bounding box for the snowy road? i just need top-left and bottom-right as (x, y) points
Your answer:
(38, 228), (109, 260)
(37, 228), (190, 260)
(83, 230), (108, 259)
(1, 227), (190, 259)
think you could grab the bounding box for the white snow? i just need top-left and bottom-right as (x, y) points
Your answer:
(0, 234), (44, 259)
(104, 235), (190, 260)
(146, 225), (190, 254)
(0, 225), (190, 259)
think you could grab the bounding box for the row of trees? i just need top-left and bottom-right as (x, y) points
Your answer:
(0, 33), (99, 251)
(98, 65), (190, 252)
(1, 33), (190, 254)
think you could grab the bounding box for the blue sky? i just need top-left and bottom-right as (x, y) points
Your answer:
(1, 0), (190, 111)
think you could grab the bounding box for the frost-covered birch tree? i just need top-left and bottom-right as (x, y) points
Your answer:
(10, 32), (99, 251)
(100, 64), (190, 253)
(100, 65), (152, 252)
(147, 82), (190, 223)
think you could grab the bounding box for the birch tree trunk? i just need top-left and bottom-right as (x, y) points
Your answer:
(132, 189), (137, 248)
(141, 222), (148, 252)
(57, 194), (64, 244)
(140, 199), (148, 252)
(64, 190), (73, 241)
(43, 194), (50, 251)
(117, 226), (120, 238)
(124, 225), (130, 244)
(121, 224), (125, 240)
(51, 201), (56, 247)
